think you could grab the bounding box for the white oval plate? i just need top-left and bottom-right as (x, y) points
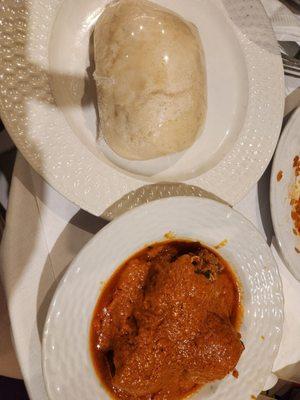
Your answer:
(0, 0), (284, 215)
(271, 108), (300, 280)
(42, 197), (283, 400)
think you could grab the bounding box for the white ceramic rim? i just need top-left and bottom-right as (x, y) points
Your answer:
(0, 0), (284, 215)
(270, 108), (300, 280)
(42, 196), (284, 400)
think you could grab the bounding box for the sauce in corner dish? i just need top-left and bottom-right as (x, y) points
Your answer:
(90, 240), (243, 400)
(291, 155), (300, 248)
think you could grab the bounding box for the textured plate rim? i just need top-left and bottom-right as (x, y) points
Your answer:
(0, 0), (284, 215)
(270, 108), (300, 279)
(42, 196), (284, 400)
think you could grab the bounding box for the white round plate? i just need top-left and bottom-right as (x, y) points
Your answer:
(0, 0), (284, 215)
(271, 108), (300, 280)
(42, 197), (283, 400)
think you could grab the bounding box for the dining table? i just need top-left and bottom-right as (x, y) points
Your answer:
(1, 0), (300, 399)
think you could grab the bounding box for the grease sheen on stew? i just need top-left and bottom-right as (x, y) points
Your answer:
(90, 240), (243, 400)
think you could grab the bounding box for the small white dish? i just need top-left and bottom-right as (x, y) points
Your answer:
(271, 108), (300, 280)
(0, 0), (284, 215)
(42, 197), (283, 400)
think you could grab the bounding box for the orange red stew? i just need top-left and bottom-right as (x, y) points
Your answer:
(90, 240), (243, 400)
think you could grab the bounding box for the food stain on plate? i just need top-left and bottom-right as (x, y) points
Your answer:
(277, 170), (283, 182)
(290, 155), (300, 253)
(164, 231), (176, 240)
(232, 369), (239, 379)
(214, 239), (228, 250)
